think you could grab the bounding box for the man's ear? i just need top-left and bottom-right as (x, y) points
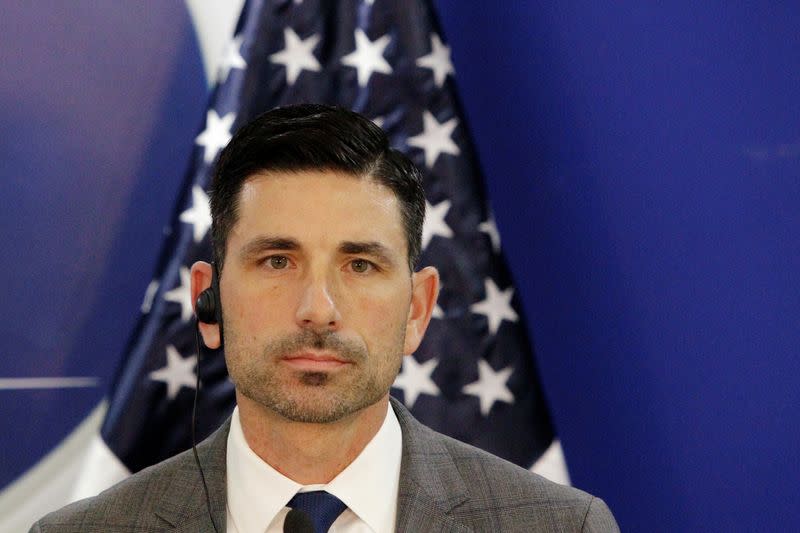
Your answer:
(190, 261), (221, 349)
(403, 266), (440, 355)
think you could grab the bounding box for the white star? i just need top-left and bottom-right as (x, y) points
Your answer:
(163, 266), (193, 322)
(269, 28), (321, 85)
(179, 185), (212, 243)
(422, 199), (454, 249)
(479, 214), (501, 252)
(416, 34), (454, 87)
(393, 356), (440, 408)
(149, 345), (197, 400)
(470, 278), (519, 335)
(341, 29), (392, 87)
(195, 109), (235, 164)
(463, 359), (515, 416)
(406, 111), (460, 168)
(217, 35), (246, 83)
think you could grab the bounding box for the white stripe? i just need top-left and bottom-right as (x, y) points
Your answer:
(0, 377), (99, 390)
(71, 433), (130, 501)
(184, 0), (245, 86)
(0, 402), (109, 533)
(531, 439), (572, 486)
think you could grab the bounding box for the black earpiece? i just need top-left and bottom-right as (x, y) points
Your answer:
(195, 263), (221, 325)
(195, 287), (217, 324)
(191, 262), (223, 533)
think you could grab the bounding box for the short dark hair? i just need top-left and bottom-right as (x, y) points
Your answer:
(209, 104), (425, 273)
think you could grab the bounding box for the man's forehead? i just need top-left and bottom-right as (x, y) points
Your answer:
(231, 169), (406, 248)
(239, 168), (395, 203)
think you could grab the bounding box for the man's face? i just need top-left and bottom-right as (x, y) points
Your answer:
(217, 170), (428, 423)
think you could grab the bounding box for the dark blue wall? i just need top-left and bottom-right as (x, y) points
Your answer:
(435, 2), (800, 530)
(0, 3), (206, 485)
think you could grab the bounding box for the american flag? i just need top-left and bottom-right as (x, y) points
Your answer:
(100, 0), (554, 476)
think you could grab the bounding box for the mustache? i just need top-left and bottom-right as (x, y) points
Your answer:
(263, 330), (367, 363)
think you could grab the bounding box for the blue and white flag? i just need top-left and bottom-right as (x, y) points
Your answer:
(90, 0), (556, 487)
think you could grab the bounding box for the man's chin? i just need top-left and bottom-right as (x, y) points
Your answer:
(259, 389), (384, 424)
(297, 371), (333, 387)
(268, 400), (362, 424)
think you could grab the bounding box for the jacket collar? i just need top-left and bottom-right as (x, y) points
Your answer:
(154, 418), (230, 532)
(391, 397), (473, 533)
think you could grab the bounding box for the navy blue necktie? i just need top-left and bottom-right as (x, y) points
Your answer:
(287, 490), (348, 533)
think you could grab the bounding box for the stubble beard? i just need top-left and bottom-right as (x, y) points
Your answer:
(226, 328), (404, 423)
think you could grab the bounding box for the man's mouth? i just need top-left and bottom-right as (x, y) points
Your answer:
(281, 351), (351, 371)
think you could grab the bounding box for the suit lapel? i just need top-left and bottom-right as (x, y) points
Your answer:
(154, 419), (230, 531)
(391, 398), (473, 533)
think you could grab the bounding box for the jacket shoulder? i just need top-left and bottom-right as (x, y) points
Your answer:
(432, 429), (618, 532)
(392, 396), (619, 531)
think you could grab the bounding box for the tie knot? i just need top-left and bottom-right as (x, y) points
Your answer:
(287, 490), (347, 533)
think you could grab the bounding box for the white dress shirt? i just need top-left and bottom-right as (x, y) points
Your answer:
(226, 403), (402, 533)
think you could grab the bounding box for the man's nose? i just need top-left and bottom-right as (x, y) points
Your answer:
(294, 276), (341, 331)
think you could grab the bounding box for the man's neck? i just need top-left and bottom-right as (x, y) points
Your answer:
(235, 393), (390, 485)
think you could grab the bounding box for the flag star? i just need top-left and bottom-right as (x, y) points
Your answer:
(149, 345), (197, 400)
(195, 110), (235, 164)
(217, 35), (246, 83)
(393, 356), (440, 408)
(179, 185), (212, 243)
(470, 278), (519, 335)
(341, 29), (392, 87)
(416, 34), (454, 87)
(422, 199), (454, 249)
(163, 266), (193, 322)
(479, 214), (501, 252)
(269, 28), (321, 85)
(463, 359), (515, 416)
(407, 111), (460, 168)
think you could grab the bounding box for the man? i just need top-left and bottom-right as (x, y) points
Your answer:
(31, 104), (619, 532)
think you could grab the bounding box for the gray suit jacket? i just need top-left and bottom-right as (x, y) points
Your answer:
(31, 398), (619, 532)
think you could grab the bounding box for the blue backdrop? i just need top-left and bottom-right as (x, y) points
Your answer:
(2, 2), (798, 531)
(0, 1), (206, 488)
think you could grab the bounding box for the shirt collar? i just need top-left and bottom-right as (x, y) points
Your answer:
(226, 402), (402, 533)
(325, 402), (402, 532)
(226, 408), (301, 533)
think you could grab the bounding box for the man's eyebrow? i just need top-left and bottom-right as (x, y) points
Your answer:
(239, 236), (299, 259)
(339, 241), (397, 265)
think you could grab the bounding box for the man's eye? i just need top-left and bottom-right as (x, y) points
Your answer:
(350, 259), (372, 273)
(267, 255), (289, 269)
